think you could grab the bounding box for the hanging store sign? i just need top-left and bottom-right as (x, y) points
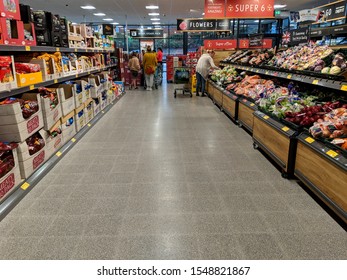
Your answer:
(102, 24), (114, 35)
(177, 18), (231, 31)
(204, 0), (226, 18)
(129, 29), (164, 38)
(282, 27), (309, 46)
(310, 24), (347, 37)
(225, 0), (274, 18)
(298, 9), (319, 22)
(312, 0), (346, 22)
(238, 38), (272, 49)
(204, 39), (237, 49)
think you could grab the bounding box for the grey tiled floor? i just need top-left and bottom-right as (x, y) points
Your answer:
(0, 82), (346, 260)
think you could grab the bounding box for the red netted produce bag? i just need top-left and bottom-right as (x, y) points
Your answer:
(25, 132), (45, 156)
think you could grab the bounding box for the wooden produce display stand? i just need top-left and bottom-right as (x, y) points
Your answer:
(253, 111), (298, 178)
(221, 91), (239, 121)
(212, 84), (224, 108)
(295, 133), (347, 223)
(206, 80), (215, 99)
(238, 98), (257, 134)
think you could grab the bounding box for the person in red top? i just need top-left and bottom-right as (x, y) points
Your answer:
(156, 47), (163, 65)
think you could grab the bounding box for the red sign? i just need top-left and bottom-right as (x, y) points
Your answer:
(204, 39), (237, 49)
(33, 150), (45, 170)
(226, 0), (274, 18)
(27, 115), (40, 134)
(0, 173), (15, 199)
(204, 0), (226, 18)
(238, 38), (273, 49)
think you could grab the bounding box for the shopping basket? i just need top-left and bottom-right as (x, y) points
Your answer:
(173, 67), (192, 98)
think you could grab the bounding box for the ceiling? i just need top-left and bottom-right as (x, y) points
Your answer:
(23, 0), (333, 26)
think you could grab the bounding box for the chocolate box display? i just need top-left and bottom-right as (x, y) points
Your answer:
(51, 84), (76, 116)
(0, 0), (20, 20)
(0, 56), (17, 92)
(84, 98), (94, 124)
(41, 120), (63, 158)
(0, 18), (25, 46)
(20, 4), (34, 23)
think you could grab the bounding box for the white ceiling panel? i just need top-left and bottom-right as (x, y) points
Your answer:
(22, 0), (334, 25)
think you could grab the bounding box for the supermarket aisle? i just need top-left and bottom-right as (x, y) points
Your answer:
(0, 82), (346, 260)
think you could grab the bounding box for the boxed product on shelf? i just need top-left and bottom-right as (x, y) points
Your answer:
(92, 96), (101, 116)
(0, 94), (44, 142)
(107, 89), (115, 103)
(0, 142), (21, 201)
(35, 29), (52, 46)
(80, 24), (93, 38)
(0, 56), (17, 92)
(0, 18), (25, 46)
(36, 88), (62, 130)
(74, 103), (85, 132)
(17, 130), (47, 179)
(23, 23), (36, 46)
(100, 90), (107, 110)
(19, 4), (33, 23)
(88, 74), (101, 98)
(61, 110), (76, 144)
(51, 84), (76, 116)
(113, 81), (124, 97)
(0, 0), (20, 20)
(72, 80), (87, 107)
(84, 98), (94, 123)
(41, 120), (62, 158)
(59, 17), (68, 34)
(15, 62), (43, 87)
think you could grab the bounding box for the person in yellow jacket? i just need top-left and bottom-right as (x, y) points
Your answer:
(142, 46), (157, 91)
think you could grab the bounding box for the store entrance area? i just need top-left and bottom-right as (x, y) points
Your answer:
(0, 83), (345, 260)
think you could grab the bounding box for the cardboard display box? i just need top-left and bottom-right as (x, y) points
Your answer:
(0, 18), (25, 46)
(74, 103), (85, 132)
(0, 56), (17, 92)
(88, 75), (101, 98)
(92, 96), (101, 116)
(0, 148), (21, 202)
(16, 71), (43, 87)
(0, 0), (21, 20)
(51, 84), (76, 116)
(61, 110), (76, 144)
(41, 120), (63, 158)
(0, 94), (44, 142)
(84, 98), (94, 124)
(73, 80), (87, 108)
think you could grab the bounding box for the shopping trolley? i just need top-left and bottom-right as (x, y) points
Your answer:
(154, 63), (163, 89)
(173, 67), (192, 98)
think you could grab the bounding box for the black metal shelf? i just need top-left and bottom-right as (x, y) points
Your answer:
(0, 64), (118, 99)
(0, 91), (126, 221)
(0, 45), (114, 53)
(220, 62), (347, 92)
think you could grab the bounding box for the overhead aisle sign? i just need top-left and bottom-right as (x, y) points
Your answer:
(204, 0), (226, 18)
(177, 19), (231, 32)
(204, 39), (237, 49)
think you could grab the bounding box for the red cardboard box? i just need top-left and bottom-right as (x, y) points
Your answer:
(0, 18), (25, 46)
(0, 0), (20, 20)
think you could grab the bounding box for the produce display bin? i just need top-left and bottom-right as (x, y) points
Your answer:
(212, 84), (223, 108)
(253, 111), (298, 178)
(295, 133), (347, 224)
(206, 80), (214, 99)
(238, 98), (257, 134)
(222, 91), (239, 121)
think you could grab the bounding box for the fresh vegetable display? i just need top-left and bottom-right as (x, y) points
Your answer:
(210, 66), (241, 85)
(26, 133), (45, 156)
(0, 97), (39, 119)
(0, 142), (18, 178)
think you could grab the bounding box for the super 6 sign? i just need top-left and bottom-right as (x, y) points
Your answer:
(225, 0), (274, 18)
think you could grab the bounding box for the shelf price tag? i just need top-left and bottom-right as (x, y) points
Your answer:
(282, 126), (290, 132)
(326, 150), (338, 158)
(71, 138), (76, 143)
(56, 151), (62, 157)
(312, 79), (319, 85)
(287, 74), (292, 79)
(263, 115), (270, 120)
(29, 85), (35, 90)
(265, 71), (269, 75)
(340, 85), (347, 91)
(250, 103), (255, 107)
(74, 48), (78, 52)
(21, 182), (30, 190)
(56, 47), (60, 52)
(87, 124), (91, 127)
(305, 137), (315, 144)
(54, 79), (58, 84)
(75, 74), (79, 78)
(25, 46), (31, 51)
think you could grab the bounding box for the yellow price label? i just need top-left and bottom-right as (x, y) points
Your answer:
(340, 85), (347, 91)
(56, 151), (62, 157)
(282, 126), (290, 132)
(256, 70), (259, 73)
(326, 150), (338, 158)
(56, 47), (60, 52)
(75, 48), (78, 52)
(265, 71), (269, 74)
(71, 138), (76, 143)
(88, 71), (91, 74)
(25, 46), (31, 51)
(54, 79), (58, 83)
(305, 137), (315, 144)
(287, 74), (292, 79)
(21, 182), (30, 190)
(29, 85), (35, 90)
(76, 74), (79, 78)
(88, 123), (91, 127)
(250, 103), (255, 107)
(312, 80), (319, 85)
(263, 115), (270, 120)
(102, 111), (105, 114)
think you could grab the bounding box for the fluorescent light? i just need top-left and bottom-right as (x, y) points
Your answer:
(147, 27), (152, 29)
(254, 20), (259, 22)
(152, 22), (161, 25)
(112, 22), (119, 25)
(81, 5), (96, 9)
(103, 18), (114, 21)
(72, 22), (77, 25)
(146, 5), (159, 9)
(274, 4), (287, 9)
(148, 12), (159, 16)
(93, 13), (106, 16)
(150, 18), (160, 21)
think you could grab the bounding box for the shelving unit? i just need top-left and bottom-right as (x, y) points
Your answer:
(0, 45), (113, 53)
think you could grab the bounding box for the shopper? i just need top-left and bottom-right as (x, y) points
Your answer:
(142, 46), (157, 91)
(128, 52), (141, 90)
(157, 47), (163, 67)
(195, 49), (219, 97)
